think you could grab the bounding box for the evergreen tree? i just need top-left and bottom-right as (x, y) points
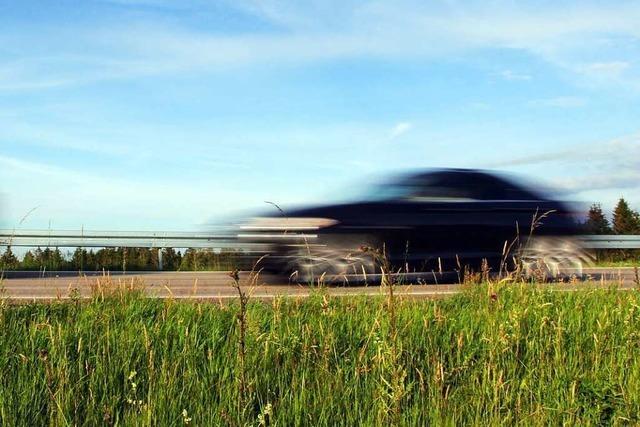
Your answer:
(34, 247), (45, 269)
(72, 248), (87, 271)
(22, 250), (38, 270)
(585, 203), (612, 234)
(86, 250), (96, 271)
(162, 248), (181, 270)
(136, 248), (152, 270)
(612, 198), (640, 234)
(50, 248), (66, 270)
(41, 248), (53, 270)
(1, 246), (19, 270)
(179, 249), (197, 271)
(150, 249), (160, 271)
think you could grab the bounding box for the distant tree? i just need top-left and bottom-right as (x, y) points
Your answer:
(86, 250), (97, 271)
(1, 246), (19, 270)
(22, 250), (39, 270)
(136, 248), (152, 270)
(612, 198), (640, 234)
(162, 248), (181, 271)
(42, 248), (53, 270)
(51, 248), (67, 270)
(179, 249), (197, 271)
(33, 247), (44, 269)
(584, 203), (612, 234)
(72, 248), (88, 271)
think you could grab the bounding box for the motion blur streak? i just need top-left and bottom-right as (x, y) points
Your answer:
(233, 168), (589, 282)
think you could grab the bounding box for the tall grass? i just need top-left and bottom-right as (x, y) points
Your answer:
(1, 282), (640, 425)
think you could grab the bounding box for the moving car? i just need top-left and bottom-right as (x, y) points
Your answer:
(238, 169), (590, 282)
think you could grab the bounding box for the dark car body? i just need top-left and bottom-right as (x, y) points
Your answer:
(239, 169), (583, 279)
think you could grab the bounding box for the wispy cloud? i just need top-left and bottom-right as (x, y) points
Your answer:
(0, 154), (254, 227)
(499, 69), (532, 81)
(488, 133), (640, 196)
(528, 96), (587, 108)
(389, 122), (412, 140)
(583, 61), (630, 77)
(2, 1), (640, 91)
(557, 171), (640, 194)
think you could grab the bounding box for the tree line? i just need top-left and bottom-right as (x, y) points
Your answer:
(0, 247), (245, 272)
(583, 198), (640, 235)
(1, 197), (638, 272)
(582, 197), (639, 262)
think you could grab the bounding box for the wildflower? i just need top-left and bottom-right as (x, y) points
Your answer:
(182, 409), (192, 424)
(128, 371), (137, 380)
(257, 403), (273, 426)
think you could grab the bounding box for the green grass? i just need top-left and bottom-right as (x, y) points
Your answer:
(594, 259), (640, 267)
(1, 283), (640, 425)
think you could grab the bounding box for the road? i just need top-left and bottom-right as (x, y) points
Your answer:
(0, 267), (637, 301)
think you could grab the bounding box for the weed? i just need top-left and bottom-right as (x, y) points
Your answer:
(0, 283), (638, 424)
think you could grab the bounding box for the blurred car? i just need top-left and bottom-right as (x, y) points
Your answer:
(238, 169), (590, 282)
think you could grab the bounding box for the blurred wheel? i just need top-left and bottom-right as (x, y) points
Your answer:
(520, 237), (594, 281)
(287, 237), (377, 284)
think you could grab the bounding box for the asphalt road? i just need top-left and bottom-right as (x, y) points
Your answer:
(0, 267), (637, 301)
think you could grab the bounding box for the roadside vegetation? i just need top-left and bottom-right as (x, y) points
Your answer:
(1, 277), (640, 425)
(0, 197), (638, 272)
(585, 198), (640, 266)
(0, 246), (244, 272)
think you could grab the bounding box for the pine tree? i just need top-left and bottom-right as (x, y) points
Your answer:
(1, 246), (19, 270)
(162, 248), (181, 270)
(179, 249), (197, 271)
(41, 248), (54, 270)
(34, 247), (45, 269)
(585, 203), (612, 234)
(72, 248), (87, 271)
(86, 250), (96, 271)
(612, 198), (640, 234)
(51, 248), (66, 270)
(22, 250), (38, 270)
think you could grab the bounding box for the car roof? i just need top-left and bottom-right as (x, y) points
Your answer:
(391, 168), (547, 200)
(397, 168), (508, 184)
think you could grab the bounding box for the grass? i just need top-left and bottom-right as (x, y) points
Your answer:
(1, 281), (640, 425)
(595, 259), (640, 268)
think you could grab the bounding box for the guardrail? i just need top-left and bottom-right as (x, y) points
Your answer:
(1, 230), (639, 249)
(0, 229), (258, 270)
(1, 230), (638, 269)
(579, 235), (640, 249)
(0, 229), (243, 250)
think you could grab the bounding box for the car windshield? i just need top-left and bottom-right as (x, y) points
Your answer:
(355, 172), (543, 202)
(359, 181), (418, 201)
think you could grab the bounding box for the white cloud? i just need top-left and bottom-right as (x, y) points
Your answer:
(584, 61), (630, 76)
(2, 1), (640, 91)
(499, 69), (532, 81)
(528, 96), (587, 108)
(574, 61), (634, 87)
(389, 122), (412, 140)
(488, 133), (640, 199)
(557, 171), (640, 194)
(0, 154), (254, 228)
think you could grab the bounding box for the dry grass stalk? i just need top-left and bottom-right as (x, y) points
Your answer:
(359, 244), (406, 425)
(228, 255), (265, 419)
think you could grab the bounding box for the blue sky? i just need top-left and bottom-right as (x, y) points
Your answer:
(1, 0), (639, 230)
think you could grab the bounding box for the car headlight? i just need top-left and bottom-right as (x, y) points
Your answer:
(240, 217), (339, 231)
